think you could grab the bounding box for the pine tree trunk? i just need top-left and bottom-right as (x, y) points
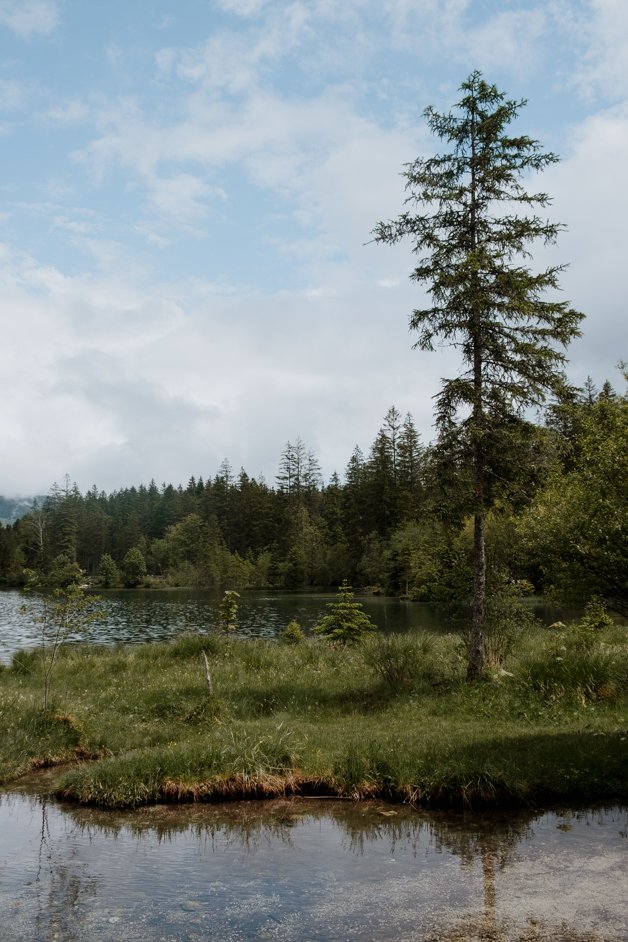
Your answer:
(469, 341), (486, 680)
(467, 95), (485, 681)
(469, 466), (486, 680)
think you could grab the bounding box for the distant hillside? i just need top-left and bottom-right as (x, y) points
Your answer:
(0, 496), (42, 525)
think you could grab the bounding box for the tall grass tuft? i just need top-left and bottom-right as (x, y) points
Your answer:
(363, 631), (445, 691)
(518, 623), (628, 703)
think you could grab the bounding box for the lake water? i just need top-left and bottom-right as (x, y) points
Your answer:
(0, 789), (626, 942)
(0, 588), (450, 664)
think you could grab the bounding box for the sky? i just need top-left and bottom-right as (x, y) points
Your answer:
(1, 0), (627, 497)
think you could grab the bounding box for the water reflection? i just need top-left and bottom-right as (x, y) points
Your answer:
(1, 789), (626, 942)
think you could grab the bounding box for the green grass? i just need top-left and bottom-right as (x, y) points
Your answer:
(1, 625), (626, 809)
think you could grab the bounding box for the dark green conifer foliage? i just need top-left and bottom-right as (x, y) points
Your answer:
(373, 71), (583, 679)
(314, 580), (375, 645)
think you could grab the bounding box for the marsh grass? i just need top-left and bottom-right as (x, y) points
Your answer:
(363, 631), (447, 691)
(516, 622), (628, 704)
(1, 624), (626, 808)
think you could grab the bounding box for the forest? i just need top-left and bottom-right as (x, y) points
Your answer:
(0, 375), (625, 626)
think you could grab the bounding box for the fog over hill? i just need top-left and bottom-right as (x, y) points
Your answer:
(0, 497), (42, 526)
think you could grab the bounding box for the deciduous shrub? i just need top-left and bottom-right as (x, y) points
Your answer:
(219, 590), (240, 633)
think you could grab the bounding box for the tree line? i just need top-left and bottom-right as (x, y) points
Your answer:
(0, 385), (625, 621)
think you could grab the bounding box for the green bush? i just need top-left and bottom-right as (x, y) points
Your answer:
(283, 620), (305, 644)
(219, 590), (240, 632)
(96, 553), (119, 588)
(364, 632), (437, 690)
(10, 649), (39, 675)
(168, 631), (224, 659)
(121, 547), (147, 588)
(576, 597), (615, 634)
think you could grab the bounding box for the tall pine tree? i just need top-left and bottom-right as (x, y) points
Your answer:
(374, 72), (583, 678)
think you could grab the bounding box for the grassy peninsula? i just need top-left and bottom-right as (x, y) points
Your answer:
(1, 621), (627, 810)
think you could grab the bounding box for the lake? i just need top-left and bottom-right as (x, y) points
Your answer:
(0, 587), (452, 664)
(1, 787), (626, 942)
(2, 589), (625, 940)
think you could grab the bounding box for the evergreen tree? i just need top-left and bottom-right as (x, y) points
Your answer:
(374, 71), (583, 678)
(23, 501), (48, 573)
(381, 405), (402, 477)
(303, 448), (322, 509)
(276, 438), (308, 500)
(78, 488), (110, 576)
(46, 476), (79, 563)
(366, 427), (396, 536)
(398, 414), (422, 487)
(314, 580), (375, 645)
(342, 445), (368, 568)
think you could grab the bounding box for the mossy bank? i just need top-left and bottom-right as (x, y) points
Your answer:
(1, 624), (627, 809)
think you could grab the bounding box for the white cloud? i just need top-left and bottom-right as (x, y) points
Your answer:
(1, 0), (626, 497)
(50, 213), (94, 237)
(73, 83), (422, 256)
(43, 99), (89, 125)
(543, 102), (628, 379)
(146, 172), (226, 229)
(0, 0), (59, 37)
(105, 44), (123, 68)
(157, 3), (310, 93)
(0, 79), (28, 110)
(573, 0), (628, 100)
(214, 0), (271, 18)
(458, 8), (547, 74)
(0, 237), (440, 495)
(133, 224), (172, 249)
(155, 14), (175, 30)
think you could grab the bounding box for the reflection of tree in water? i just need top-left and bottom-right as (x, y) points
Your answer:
(33, 797), (99, 942)
(332, 804), (529, 940)
(30, 796), (624, 942)
(426, 810), (528, 942)
(411, 809), (619, 942)
(61, 797), (304, 852)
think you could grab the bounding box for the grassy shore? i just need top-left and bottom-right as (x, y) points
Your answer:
(1, 623), (627, 809)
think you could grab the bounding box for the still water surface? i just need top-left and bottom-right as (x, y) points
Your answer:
(0, 588), (450, 663)
(1, 792), (626, 942)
